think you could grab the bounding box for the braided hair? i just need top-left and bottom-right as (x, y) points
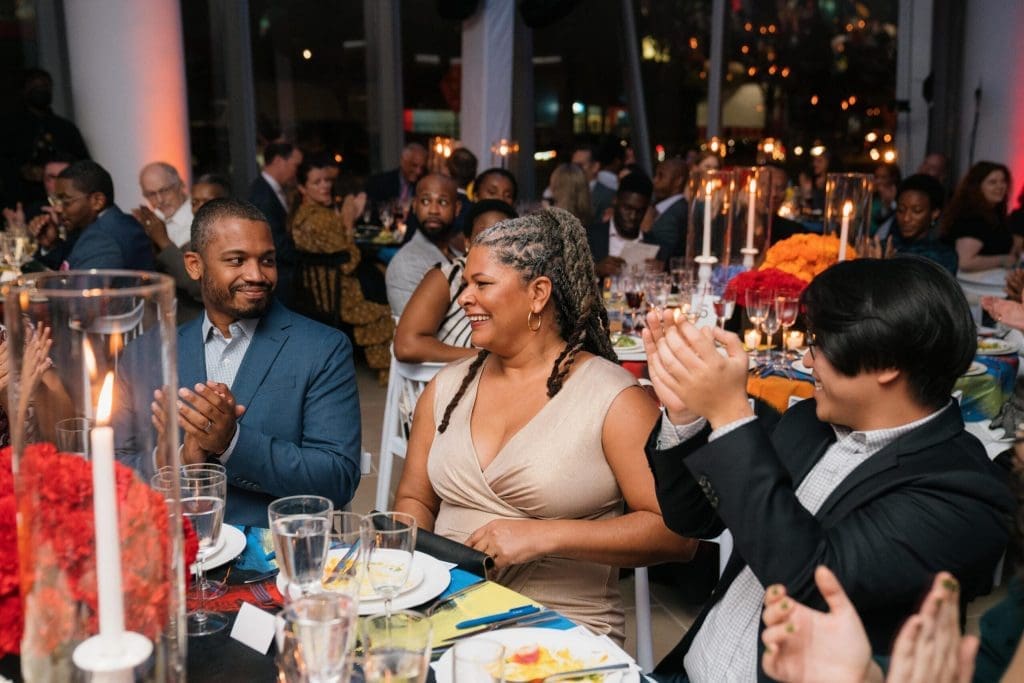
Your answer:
(437, 207), (616, 433)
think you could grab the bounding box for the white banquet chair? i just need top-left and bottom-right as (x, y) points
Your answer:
(374, 351), (443, 512)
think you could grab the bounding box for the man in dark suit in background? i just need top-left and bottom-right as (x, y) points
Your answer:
(645, 157), (689, 263)
(586, 171), (664, 277)
(51, 160), (154, 271)
(364, 142), (427, 207)
(248, 142), (302, 302)
(642, 257), (1012, 681)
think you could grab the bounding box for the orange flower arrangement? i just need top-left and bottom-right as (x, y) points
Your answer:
(760, 233), (857, 282)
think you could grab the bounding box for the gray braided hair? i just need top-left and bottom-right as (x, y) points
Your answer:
(437, 207), (616, 433)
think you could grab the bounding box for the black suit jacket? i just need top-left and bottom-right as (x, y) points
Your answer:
(364, 168), (403, 204)
(649, 196), (687, 260)
(647, 399), (1013, 680)
(248, 175), (296, 300)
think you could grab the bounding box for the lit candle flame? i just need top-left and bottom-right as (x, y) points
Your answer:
(83, 337), (97, 380)
(842, 200), (853, 217)
(97, 372), (113, 426)
(705, 181), (713, 198)
(749, 179), (757, 193)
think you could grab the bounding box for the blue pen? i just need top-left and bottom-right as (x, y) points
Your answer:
(455, 605), (540, 630)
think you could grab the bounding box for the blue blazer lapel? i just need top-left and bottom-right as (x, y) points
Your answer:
(230, 301), (291, 411)
(177, 317), (207, 389)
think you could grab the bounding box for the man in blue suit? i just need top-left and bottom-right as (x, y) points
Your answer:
(52, 160), (155, 271)
(174, 197), (361, 527)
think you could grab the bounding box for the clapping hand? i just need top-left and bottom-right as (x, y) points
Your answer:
(886, 573), (977, 683)
(641, 307), (751, 428)
(981, 295), (1024, 330)
(2, 203), (25, 231)
(761, 566), (877, 683)
(132, 206), (172, 250)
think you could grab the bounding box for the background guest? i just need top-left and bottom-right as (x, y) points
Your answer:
(473, 167), (517, 205)
(248, 141), (302, 301)
(547, 162), (593, 226)
(940, 161), (1017, 272)
(289, 154), (393, 380)
(870, 174), (957, 274)
(393, 198), (517, 363)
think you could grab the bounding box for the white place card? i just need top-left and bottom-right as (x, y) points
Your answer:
(229, 601), (277, 654)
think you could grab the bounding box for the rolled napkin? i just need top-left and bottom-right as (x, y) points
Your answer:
(371, 510), (494, 578)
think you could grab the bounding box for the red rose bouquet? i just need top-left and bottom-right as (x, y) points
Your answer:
(0, 443), (198, 659)
(726, 267), (809, 301)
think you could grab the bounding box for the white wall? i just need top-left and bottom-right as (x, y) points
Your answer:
(958, 0), (1024, 185)
(63, 0), (191, 208)
(459, 0), (514, 166)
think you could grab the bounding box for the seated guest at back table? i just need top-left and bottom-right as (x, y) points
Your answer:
(869, 173), (957, 275)
(172, 198), (361, 526)
(135, 161), (193, 249)
(473, 167), (518, 206)
(586, 171), (659, 278)
(50, 160), (154, 270)
(643, 157), (689, 263)
(546, 162), (592, 226)
(289, 153), (394, 379)
(394, 208), (697, 642)
(941, 161), (1017, 272)
(385, 173), (462, 317)
(642, 257), (1012, 681)
(393, 199), (517, 363)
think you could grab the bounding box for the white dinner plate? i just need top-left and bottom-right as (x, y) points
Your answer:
(958, 269), (1008, 287)
(976, 338), (1018, 355)
(613, 336), (646, 362)
(963, 361), (988, 377)
(191, 524), (246, 574)
(790, 358), (813, 376)
(432, 627), (641, 683)
(277, 550), (451, 615)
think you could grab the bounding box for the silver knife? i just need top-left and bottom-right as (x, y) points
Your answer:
(541, 662), (632, 681)
(439, 610), (560, 643)
(425, 579), (488, 616)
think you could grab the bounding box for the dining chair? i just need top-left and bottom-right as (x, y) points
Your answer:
(374, 350), (444, 512)
(634, 566), (654, 672)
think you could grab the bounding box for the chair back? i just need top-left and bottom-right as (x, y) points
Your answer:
(374, 352), (444, 511)
(291, 249), (352, 327)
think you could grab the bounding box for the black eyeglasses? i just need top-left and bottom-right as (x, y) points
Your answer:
(806, 332), (817, 360)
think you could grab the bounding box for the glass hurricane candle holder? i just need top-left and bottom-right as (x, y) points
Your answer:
(823, 173), (873, 261)
(5, 271), (185, 682)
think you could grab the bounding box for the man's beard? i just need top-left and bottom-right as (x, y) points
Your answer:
(419, 219), (456, 245)
(202, 278), (274, 320)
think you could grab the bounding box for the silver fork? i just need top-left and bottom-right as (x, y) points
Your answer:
(249, 582), (279, 608)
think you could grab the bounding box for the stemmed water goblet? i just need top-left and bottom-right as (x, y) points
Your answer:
(154, 466), (229, 636)
(361, 512), (417, 619)
(745, 289), (771, 365)
(760, 296), (782, 369)
(713, 287), (737, 329)
(269, 495), (334, 602)
(776, 294), (801, 361)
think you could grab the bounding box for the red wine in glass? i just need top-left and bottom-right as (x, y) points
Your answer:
(625, 291), (645, 310)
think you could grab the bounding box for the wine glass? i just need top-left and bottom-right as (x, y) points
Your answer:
(360, 611), (432, 683)
(760, 296), (782, 368)
(178, 463), (229, 599)
(178, 468), (228, 636)
(713, 288), (737, 329)
(269, 495), (334, 601)
(776, 294), (801, 360)
(453, 639), (506, 682)
(745, 289), (771, 364)
(276, 593), (358, 683)
(361, 512), (417, 619)
(321, 511), (366, 598)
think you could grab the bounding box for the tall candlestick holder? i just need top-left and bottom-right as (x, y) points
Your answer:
(686, 170), (734, 323)
(5, 271), (185, 682)
(823, 173), (873, 261)
(731, 166), (776, 268)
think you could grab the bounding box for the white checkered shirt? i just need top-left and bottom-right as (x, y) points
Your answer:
(200, 314), (258, 460)
(658, 406), (944, 682)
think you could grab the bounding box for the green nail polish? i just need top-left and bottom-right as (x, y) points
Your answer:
(942, 578), (959, 592)
(785, 622), (795, 634)
(780, 599), (789, 610)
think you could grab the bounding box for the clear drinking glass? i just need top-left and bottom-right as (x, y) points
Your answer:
(760, 297), (782, 367)
(776, 295), (801, 359)
(179, 468), (228, 636)
(275, 593), (358, 683)
(269, 495), (334, 601)
(361, 512), (417, 618)
(745, 289), (771, 363)
(321, 511), (365, 599)
(453, 639), (506, 682)
(55, 417), (92, 458)
(713, 288), (737, 329)
(181, 463), (228, 599)
(273, 514), (331, 600)
(360, 611), (432, 683)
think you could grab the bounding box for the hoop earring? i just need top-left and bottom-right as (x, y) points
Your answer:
(527, 310), (542, 332)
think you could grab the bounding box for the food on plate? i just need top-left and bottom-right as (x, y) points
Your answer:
(977, 339), (1007, 351)
(499, 644), (609, 682)
(614, 335), (638, 349)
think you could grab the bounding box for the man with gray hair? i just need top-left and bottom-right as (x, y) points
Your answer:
(133, 161), (192, 249)
(365, 142), (428, 208)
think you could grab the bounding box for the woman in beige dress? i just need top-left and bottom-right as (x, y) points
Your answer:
(394, 208), (697, 642)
